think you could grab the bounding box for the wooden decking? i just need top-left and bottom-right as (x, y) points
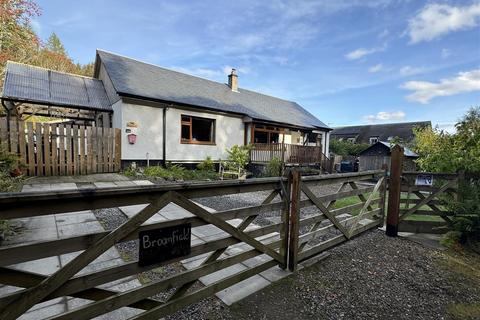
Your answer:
(250, 143), (331, 171)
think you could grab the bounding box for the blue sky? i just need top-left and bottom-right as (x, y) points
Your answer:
(33, 0), (480, 131)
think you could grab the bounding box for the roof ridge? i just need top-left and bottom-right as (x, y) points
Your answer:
(335, 121), (431, 129)
(96, 49), (300, 105)
(5, 61), (101, 81)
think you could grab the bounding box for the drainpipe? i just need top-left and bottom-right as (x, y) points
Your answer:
(163, 106), (168, 165)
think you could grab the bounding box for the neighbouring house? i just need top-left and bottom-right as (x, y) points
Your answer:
(0, 50), (332, 175)
(331, 121), (431, 145)
(358, 141), (418, 171)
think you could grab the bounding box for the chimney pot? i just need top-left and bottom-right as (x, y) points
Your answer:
(228, 68), (238, 92)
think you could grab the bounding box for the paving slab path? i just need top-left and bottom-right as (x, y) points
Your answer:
(2, 177), (295, 318)
(0, 181), (153, 320)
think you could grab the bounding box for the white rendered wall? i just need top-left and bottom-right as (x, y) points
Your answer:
(113, 102), (164, 160)
(165, 108), (244, 162)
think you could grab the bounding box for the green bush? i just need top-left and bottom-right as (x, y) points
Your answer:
(441, 178), (480, 247)
(265, 157), (282, 177)
(142, 163), (219, 181)
(329, 139), (369, 156)
(226, 144), (253, 171)
(122, 164), (137, 177)
(0, 147), (24, 192)
(197, 156), (215, 171)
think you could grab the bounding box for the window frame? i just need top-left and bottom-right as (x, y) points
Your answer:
(252, 124), (285, 144)
(180, 115), (216, 145)
(369, 136), (379, 145)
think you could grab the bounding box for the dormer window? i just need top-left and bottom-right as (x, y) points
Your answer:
(369, 136), (379, 144)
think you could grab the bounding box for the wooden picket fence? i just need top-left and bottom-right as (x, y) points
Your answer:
(0, 119), (121, 176)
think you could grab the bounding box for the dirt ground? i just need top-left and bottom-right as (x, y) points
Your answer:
(169, 230), (480, 320)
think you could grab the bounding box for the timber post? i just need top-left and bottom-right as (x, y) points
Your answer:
(386, 145), (403, 237)
(378, 164), (388, 227)
(288, 170), (301, 271)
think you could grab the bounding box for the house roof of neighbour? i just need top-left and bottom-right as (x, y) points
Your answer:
(331, 121), (431, 143)
(359, 141), (419, 158)
(95, 50), (330, 130)
(1, 61), (111, 112)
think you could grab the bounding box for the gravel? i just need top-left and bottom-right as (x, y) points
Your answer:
(91, 185), (480, 320)
(205, 230), (480, 320)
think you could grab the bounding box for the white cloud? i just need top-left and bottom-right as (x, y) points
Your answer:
(401, 69), (480, 104)
(399, 66), (425, 76)
(345, 44), (386, 60)
(407, 3), (480, 44)
(363, 111), (406, 123)
(222, 65), (250, 75)
(441, 48), (451, 59)
(435, 122), (456, 134)
(368, 64), (384, 73)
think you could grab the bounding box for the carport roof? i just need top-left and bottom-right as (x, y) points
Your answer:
(1, 61), (112, 112)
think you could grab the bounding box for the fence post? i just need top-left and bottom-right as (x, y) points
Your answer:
(280, 172), (291, 270)
(288, 170), (301, 271)
(386, 145), (403, 237)
(378, 164), (388, 227)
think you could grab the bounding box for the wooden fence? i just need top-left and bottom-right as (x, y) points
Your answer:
(0, 170), (384, 319)
(0, 119), (121, 176)
(396, 171), (459, 234)
(384, 145), (460, 235)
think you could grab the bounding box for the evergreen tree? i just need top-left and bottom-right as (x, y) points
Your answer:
(45, 32), (66, 55)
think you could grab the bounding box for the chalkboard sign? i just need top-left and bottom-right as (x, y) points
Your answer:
(415, 174), (433, 186)
(138, 223), (191, 267)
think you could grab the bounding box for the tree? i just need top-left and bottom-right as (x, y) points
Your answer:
(329, 139), (369, 157)
(413, 107), (480, 173)
(0, 0), (41, 86)
(45, 32), (66, 55)
(0, 0), (95, 91)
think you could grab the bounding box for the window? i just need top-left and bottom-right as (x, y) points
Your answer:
(308, 133), (318, 143)
(369, 136), (379, 144)
(253, 124), (283, 144)
(181, 115), (215, 144)
(347, 137), (356, 143)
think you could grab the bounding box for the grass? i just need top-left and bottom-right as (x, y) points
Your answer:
(331, 189), (446, 222)
(442, 247), (480, 319)
(447, 303), (480, 320)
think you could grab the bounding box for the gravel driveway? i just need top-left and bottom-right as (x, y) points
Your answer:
(163, 230), (479, 320)
(95, 185), (479, 320)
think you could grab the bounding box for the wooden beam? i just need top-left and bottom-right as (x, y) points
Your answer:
(386, 145), (403, 237)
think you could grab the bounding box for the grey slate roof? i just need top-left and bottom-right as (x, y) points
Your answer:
(1, 61), (111, 111)
(331, 121), (431, 143)
(359, 141), (418, 158)
(96, 50), (329, 130)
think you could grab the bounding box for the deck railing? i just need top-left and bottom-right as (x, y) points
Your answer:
(250, 143), (331, 171)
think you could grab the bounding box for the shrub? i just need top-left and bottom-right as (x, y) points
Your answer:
(441, 178), (480, 247)
(265, 157), (282, 177)
(329, 139), (369, 156)
(226, 144), (253, 170)
(0, 147), (24, 192)
(197, 156), (215, 171)
(142, 163), (219, 181)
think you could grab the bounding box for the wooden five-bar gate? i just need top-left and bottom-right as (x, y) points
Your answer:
(385, 145), (462, 235)
(0, 119), (121, 176)
(0, 170), (385, 319)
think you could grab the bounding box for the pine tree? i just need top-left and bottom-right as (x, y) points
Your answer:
(46, 32), (66, 55)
